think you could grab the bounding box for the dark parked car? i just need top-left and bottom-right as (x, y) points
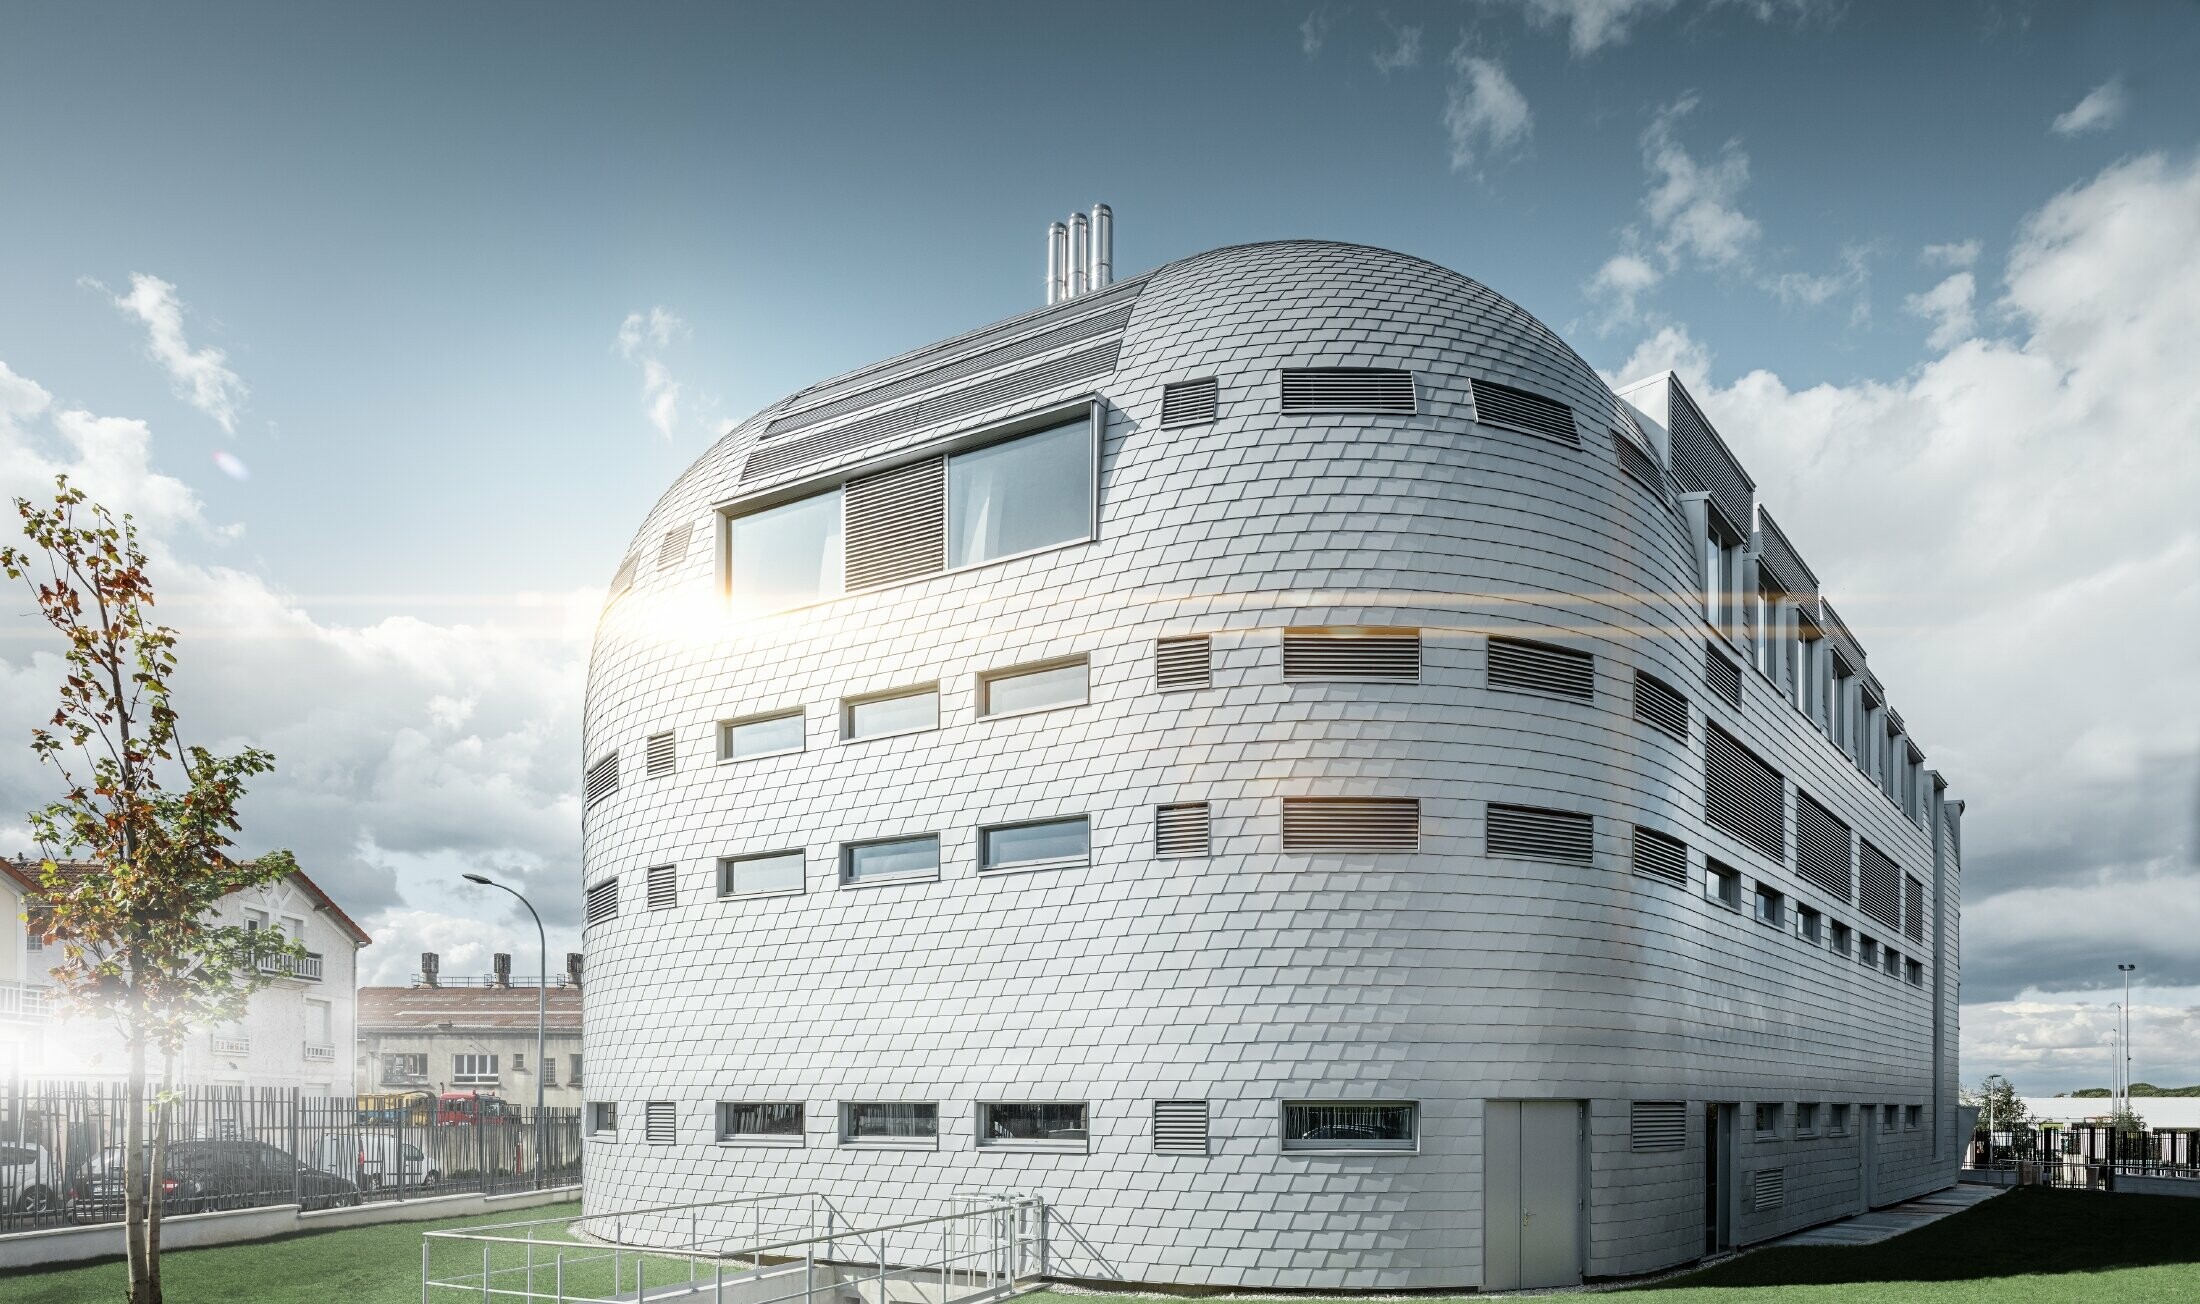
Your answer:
(67, 1140), (361, 1222)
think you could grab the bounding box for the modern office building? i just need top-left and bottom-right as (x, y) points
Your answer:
(579, 229), (1964, 1290)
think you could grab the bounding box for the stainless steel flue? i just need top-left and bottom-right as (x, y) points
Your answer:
(1046, 222), (1068, 305)
(1091, 204), (1113, 290)
(1070, 212), (1091, 298)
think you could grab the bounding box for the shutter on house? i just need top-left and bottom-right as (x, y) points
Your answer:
(1160, 378), (1219, 428)
(1155, 803), (1212, 858)
(1155, 635), (1213, 691)
(1282, 629), (1421, 682)
(657, 522), (693, 571)
(1705, 642), (1743, 708)
(644, 1101), (676, 1145)
(843, 456), (946, 591)
(1487, 636), (1594, 702)
(1630, 1101), (1686, 1152)
(1704, 723), (1785, 861)
(1486, 804), (1595, 866)
(1279, 368), (1417, 415)
(1860, 841), (1901, 932)
(1612, 427), (1664, 490)
(645, 731), (676, 778)
(1634, 670), (1690, 741)
(1153, 1100), (1210, 1156)
(584, 878), (619, 928)
(1280, 798), (1419, 852)
(1469, 378), (1580, 445)
(607, 556), (637, 601)
(646, 864), (677, 911)
(584, 752), (620, 809)
(1795, 793), (1853, 902)
(1904, 874), (1925, 943)
(1632, 826), (1689, 888)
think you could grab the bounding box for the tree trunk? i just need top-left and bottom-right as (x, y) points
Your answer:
(125, 995), (156, 1304)
(148, 1050), (172, 1300)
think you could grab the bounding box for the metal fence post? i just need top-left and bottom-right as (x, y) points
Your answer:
(421, 1237), (430, 1304)
(291, 1087), (303, 1209)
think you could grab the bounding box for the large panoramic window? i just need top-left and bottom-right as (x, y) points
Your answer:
(728, 489), (844, 612)
(841, 834), (940, 885)
(979, 816), (1090, 873)
(1281, 1102), (1417, 1153)
(977, 1102), (1089, 1148)
(947, 416), (1092, 569)
(841, 1102), (938, 1144)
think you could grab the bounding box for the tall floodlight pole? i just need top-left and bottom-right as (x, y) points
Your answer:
(465, 873), (547, 1188)
(1983, 1071), (2009, 1173)
(2118, 963), (2137, 1113)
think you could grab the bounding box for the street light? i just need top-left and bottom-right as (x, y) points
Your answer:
(2118, 963), (2137, 1111)
(1982, 1072), (2010, 1173)
(464, 872), (546, 1189)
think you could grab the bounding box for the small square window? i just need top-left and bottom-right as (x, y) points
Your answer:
(1906, 1105), (1922, 1131)
(840, 1102), (938, 1145)
(1753, 884), (1785, 928)
(1706, 861), (1741, 910)
(978, 816), (1090, 873)
(1907, 958), (1925, 987)
(1282, 1102), (1417, 1153)
(1884, 946), (1902, 977)
(720, 850), (805, 898)
(718, 1102), (804, 1144)
(842, 686), (939, 741)
(1830, 1103), (1850, 1135)
(1754, 1103), (1781, 1137)
(720, 710), (805, 761)
(841, 835), (941, 886)
(1830, 922), (1853, 956)
(979, 657), (1088, 718)
(588, 1102), (618, 1135)
(1860, 936), (1881, 967)
(1796, 905), (1822, 945)
(1881, 1104), (1897, 1132)
(1796, 1103), (1819, 1135)
(977, 1102), (1089, 1149)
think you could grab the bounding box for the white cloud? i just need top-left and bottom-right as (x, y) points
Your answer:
(1443, 47), (1533, 172)
(1904, 271), (1977, 349)
(1965, 994), (2200, 1096)
(616, 307), (688, 440)
(1922, 239), (1982, 270)
(1609, 321), (1713, 393)
(1372, 20), (1423, 75)
(1517, 0), (1679, 54)
(1299, 8), (1330, 57)
(2050, 77), (2126, 138)
(98, 274), (249, 434)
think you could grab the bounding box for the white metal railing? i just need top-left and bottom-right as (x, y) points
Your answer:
(257, 950), (325, 981)
(212, 1034), (251, 1055)
(304, 1042), (336, 1062)
(0, 980), (53, 1022)
(422, 1191), (1045, 1304)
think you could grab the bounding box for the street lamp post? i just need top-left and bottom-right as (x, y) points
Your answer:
(2118, 963), (2137, 1112)
(1982, 1072), (2009, 1173)
(464, 873), (546, 1189)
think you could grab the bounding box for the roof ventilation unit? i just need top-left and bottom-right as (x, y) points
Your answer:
(1044, 203), (1114, 305)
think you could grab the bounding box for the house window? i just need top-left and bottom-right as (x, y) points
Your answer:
(979, 657), (1088, 717)
(1860, 936), (1880, 968)
(1753, 883), (1785, 928)
(978, 817), (1090, 873)
(1830, 1104), (1850, 1135)
(570, 1055), (583, 1088)
(453, 1054), (498, 1086)
(947, 416), (1093, 568)
(720, 710), (805, 761)
(977, 1102), (1089, 1149)
(840, 1102), (939, 1144)
(1884, 946), (1902, 978)
(719, 1102), (804, 1143)
(1706, 860), (1741, 910)
(727, 489), (845, 612)
(1796, 905), (1822, 945)
(1754, 1103), (1781, 1137)
(841, 835), (940, 885)
(305, 998), (333, 1050)
(587, 1102), (617, 1135)
(1882, 1105), (1897, 1132)
(1830, 922), (1853, 956)
(1907, 958), (1925, 987)
(1797, 1103), (1819, 1135)
(1282, 1102), (1417, 1153)
(543, 1058), (558, 1087)
(382, 1053), (427, 1085)
(1906, 1105), (1922, 1131)
(842, 686), (939, 740)
(512, 1052), (526, 1072)
(721, 850), (806, 897)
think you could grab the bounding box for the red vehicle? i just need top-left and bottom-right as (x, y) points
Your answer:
(434, 1092), (519, 1126)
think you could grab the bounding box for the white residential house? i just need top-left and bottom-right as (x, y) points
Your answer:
(5, 857), (371, 1093)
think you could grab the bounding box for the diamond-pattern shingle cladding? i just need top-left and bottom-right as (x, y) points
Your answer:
(580, 241), (1957, 1290)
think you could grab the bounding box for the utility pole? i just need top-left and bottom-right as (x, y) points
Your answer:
(2118, 963), (2136, 1112)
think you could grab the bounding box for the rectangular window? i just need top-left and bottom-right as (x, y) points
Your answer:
(720, 850), (805, 897)
(843, 685), (939, 740)
(453, 1054), (498, 1086)
(1860, 936), (1880, 968)
(1882, 1105), (1897, 1132)
(979, 657), (1088, 717)
(841, 834), (941, 885)
(1830, 922), (1853, 956)
(1830, 1104), (1850, 1135)
(718, 1102), (805, 1144)
(1155, 803), (1212, 858)
(1884, 946), (1902, 978)
(1281, 1102), (1417, 1153)
(571, 1055), (583, 1088)
(720, 710), (805, 761)
(543, 1058), (558, 1087)
(1154, 635), (1212, 691)
(1706, 860), (1741, 910)
(979, 816), (1090, 873)
(513, 1052), (526, 1072)
(1153, 1100), (1210, 1156)
(1280, 798), (1419, 852)
(977, 1102), (1089, 1148)
(1282, 628), (1421, 682)
(588, 1102), (617, 1135)
(1753, 883), (1785, 928)
(947, 416), (1093, 569)
(1797, 1103), (1819, 1136)
(1755, 1103), (1781, 1136)
(727, 489), (845, 612)
(305, 998), (333, 1045)
(1796, 905), (1822, 945)
(840, 1102), (939, 1144)
(382, 1053), (427, 1085)
(1906, 1105), (1922, 1130)
(1907, 958), (1925, 988)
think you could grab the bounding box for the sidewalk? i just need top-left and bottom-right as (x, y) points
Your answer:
(1764, 1183), (2005, 1248)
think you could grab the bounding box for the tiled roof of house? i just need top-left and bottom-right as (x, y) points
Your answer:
(7, 857), (373, 947)
(357, 983), (583, 1033)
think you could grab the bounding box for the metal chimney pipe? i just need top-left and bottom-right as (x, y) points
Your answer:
(1046, 222), (1068, 305)
(420, 951), (439, 988)
(1069, 212), (1091, 298)
(493, 952), (512, 987)
(1091, 204), (1113, 289)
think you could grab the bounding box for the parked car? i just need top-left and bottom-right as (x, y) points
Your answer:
(434, 1092), (519, 1126)
(308, 1131), (436, 1191)
(0, 1142), (60, 1214)
(67, 1139), (361, 1222)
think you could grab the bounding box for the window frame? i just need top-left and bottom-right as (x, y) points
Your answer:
(976, 655), (1090, 721)
(719, 709), (807, 763)
(1906, 1105), (1922, 1131)
(1706, 860), (1742, 911)
(974, 1101), (1091, 1153)
(718, 849), (807, 900)
(1279, 1101), (1419, 1155)
(716, 1102), (806, 1148)
(840, 684), (941, 743)
(723, 485), (848, 614)
(977, 815), (1091, 876)
(1753, 882), (1786, 929)
(1796, 1102), (1819, 1137)
(838, 1101), (941, 1149)
(587, 1102), (618, 1136)
(1796, 904), (1823, 946)
(452, 1053), (499, 1086)
(1754, 1103), (1781, 1138)
(838, 833), (942, 888)
(1830, 1103), (1850, 1136)
(1829, 921), (1853, 957)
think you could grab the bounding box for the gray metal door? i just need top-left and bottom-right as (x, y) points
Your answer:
(1861, 1112), (1878, 1212)
(1483, 1101), (1582, 1290)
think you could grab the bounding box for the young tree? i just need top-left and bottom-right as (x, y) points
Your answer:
(4, 478), (304, 1304)
(1960, 1075), (2031, 1130)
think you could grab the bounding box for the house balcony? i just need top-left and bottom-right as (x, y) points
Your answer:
(213, 1033), (251, 1056)
(304, 1042), (335, 1063)
(0, 980), (53, 1023)
(256, 951), (324, 982)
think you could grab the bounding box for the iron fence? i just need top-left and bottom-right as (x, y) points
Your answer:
(0, 1077), (580, 1234)
(1964, 1123), (2200, 1188)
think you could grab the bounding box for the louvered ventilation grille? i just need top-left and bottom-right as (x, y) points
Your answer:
(646, 864), (676, 911)
(1155, 803), (1212, 858)
(1282, 629), (1421, 682)
(657, 522), (693, 570)
(1905, 875), (1925, 942)
(1487, 804), (1595, 866)
(1469, 378), (1580, 445)
(1860, 841), (1900, 932)
(607, 556), (636, 602)
(844, 457), (946, 590)
(1155, 636), (1213, 691)
(1632, 827), (1689, 888)
(1796, 793), (1853, 902)
(1153, 1100), (1210, 1156)
(584, 878), (618, 928)
(1705, 723), (1785, 861)
(1634, 670), (1690, 741)
(1279, 368), (1417, 415)
(1612, 427), (1664, 490)
(1160, 378), (1219, 428)
(645, 731), (675, 778)
(1281, 798), (1419, 852)
(1631, 1101), (1686, 1152)
(644, 1101), (676, 1145)
(1488, 636), (1594, 702)
(583, 752), (619, 809)
(1705, 643), (1743, 707)
(1752, 1167), (1786, 1211)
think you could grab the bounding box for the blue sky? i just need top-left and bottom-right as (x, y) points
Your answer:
(2, 1), (2197, 1094)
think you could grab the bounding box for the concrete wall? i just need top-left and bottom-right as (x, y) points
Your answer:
(358, 1028), (584, 1109)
